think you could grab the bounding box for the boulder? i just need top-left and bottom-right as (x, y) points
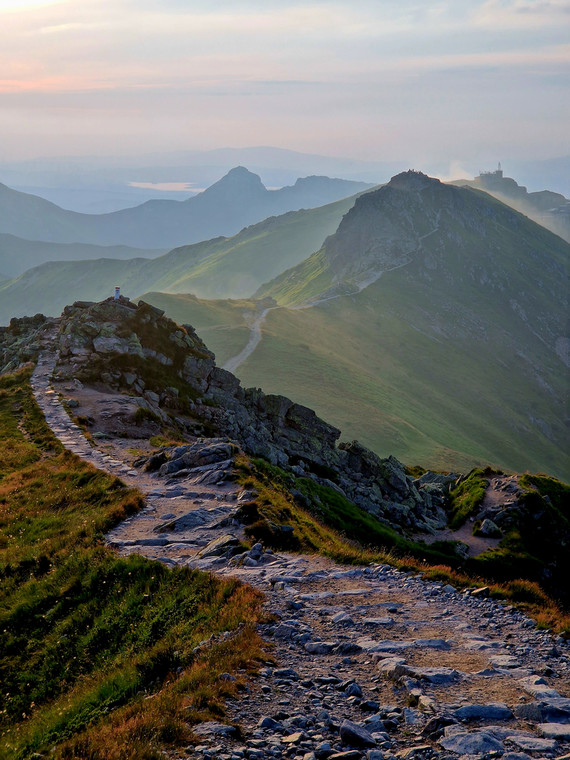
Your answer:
(197, 534), (242, 558)
(339, 719), (377, 748)
(440, 731), (504, 755)
(453, 703), (514, 721)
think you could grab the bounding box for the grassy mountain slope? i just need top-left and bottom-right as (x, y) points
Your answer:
(0, 193), (359, 325)
(0, 233), (164, 278)
(229, 173), (569, 479)
(146, 196), (359, 298)
(140, 286), (568, 477)
(238, 276), (568, 478)
(0, 168), (370, 248)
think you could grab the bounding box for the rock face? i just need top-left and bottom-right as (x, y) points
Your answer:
(14, 296), (449, 534)
(0, 313), (50, 373)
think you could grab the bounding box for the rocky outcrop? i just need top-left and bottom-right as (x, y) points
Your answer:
(7, 296), (449, 533)
(0, 313), (52, 374)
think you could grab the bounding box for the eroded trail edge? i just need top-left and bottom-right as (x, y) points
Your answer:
(31, 352), (570, 760)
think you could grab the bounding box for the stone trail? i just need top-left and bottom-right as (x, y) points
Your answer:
(30, 351), (570, 760)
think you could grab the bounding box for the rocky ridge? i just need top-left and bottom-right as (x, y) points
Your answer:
(27, 346), (570, 760)
(1, 296), (450, 535)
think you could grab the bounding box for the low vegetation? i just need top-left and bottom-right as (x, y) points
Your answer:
(468, 473), (570, 604)
(0, 369), (265, 760)
(447, 468), (489, 529)
(236, 456), (570, 635)
(237, 456), (462, 566)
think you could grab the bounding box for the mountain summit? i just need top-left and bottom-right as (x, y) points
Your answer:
(259, 170), (567, 311)
(195, 166), (267, 202)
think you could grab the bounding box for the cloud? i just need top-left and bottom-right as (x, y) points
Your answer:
(0, 0), (567, 161)
(473, 0), (570, 27)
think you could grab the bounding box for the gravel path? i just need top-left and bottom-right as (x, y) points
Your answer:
(30, 350), (570, 760)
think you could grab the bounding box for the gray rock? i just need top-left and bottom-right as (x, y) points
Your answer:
(363, 617), (394, 627)
(197, 534), (241, 558)
(344, 682), (363, 698)
(440, 730), (504, 755)
(193, 721), (239, 739)
(305, 641), (338, 655)
(274, 667), (300, 679)
(332, 611), (355, 626)
(358, 638), (411, 653)
(283, 731), (306, 744)
(489, 655), (520, 669)
(453, 702), (513, 721)
(477, 518), (502, 537)
(538, 722), (570, 740)
(412, 667), (461, 685)
(518, 675), (561, 699)
(274, 623), (297, 640)
(509, 734), (558, 752)
(414, 638), (450, 650)
(340, 720), (377, 748)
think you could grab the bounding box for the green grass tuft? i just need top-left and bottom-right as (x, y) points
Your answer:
(447, 468), (489, 529)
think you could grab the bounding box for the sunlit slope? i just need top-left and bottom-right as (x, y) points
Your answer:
(0, 234), (165, 278)
(0, 193), (358, 325)
(238, 173), (569, 478)
(259, 173), (569, 308)
(145, 195), (359, 298)
(139, 292), (259, 365)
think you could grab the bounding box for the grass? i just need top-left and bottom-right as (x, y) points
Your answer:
(447, 468), (489, 529)
(234, 455), (570, 636)
(237, 456), (471, 567)
(0, 369), (264, 760)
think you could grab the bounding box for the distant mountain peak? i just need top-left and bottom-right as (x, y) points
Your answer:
(208, 166), (266, 192)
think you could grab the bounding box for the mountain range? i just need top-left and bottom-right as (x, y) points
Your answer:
(0, 233), (165, 279)
(141, 172), (569, 480)
(0, 167), (372, 248)
(0, 146), (401, 213)
(1, 167), (567, 480)
(0, 191), (362, 323)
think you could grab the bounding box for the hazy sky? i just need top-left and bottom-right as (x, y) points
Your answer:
(0, 0), (568, 164)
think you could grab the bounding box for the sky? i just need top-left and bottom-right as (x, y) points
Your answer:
(0, 0), (568, 165)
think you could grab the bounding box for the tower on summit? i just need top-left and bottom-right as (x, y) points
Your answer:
(477, 163), (503, 183)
